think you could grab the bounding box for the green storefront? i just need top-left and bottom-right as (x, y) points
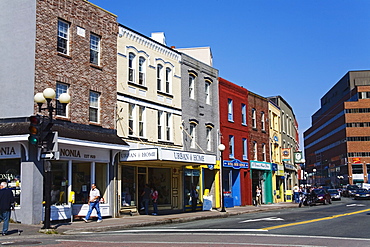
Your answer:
(250, 160), (273, 204)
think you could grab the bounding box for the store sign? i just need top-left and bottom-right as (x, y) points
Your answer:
(284, 163), (296, 171)
(223, 159), (248, 169)
(161, 149), (216, 164)
(282, 148), (291, 162)
(120, 149), (158, 161)
(0, 144), (20, 159)
(59, 144), (110, 162)
(250, 161), (271, 170)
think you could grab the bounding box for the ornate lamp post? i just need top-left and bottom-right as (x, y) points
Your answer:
(218, 143), (226, 212)
(34, 88), (70, 229)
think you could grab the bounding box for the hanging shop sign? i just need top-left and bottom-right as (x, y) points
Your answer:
(282, 148), (291, 162)
(0, 144), (21, 159)
(223, 159), (248, 169)
(250, 160), (271, 170)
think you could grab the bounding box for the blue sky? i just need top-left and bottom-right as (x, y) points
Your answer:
(90, 0), (370, 147)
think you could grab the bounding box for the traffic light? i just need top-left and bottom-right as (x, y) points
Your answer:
(28, 115), (42, 145)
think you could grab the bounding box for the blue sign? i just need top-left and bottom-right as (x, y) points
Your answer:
(223, 159), (249, 169)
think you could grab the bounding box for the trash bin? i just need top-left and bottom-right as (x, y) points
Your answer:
(223, 191), (234, 208)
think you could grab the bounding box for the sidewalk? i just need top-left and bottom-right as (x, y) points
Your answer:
(8, 202), (298, 236)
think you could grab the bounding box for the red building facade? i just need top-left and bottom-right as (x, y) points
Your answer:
(218, 77), (252, 206)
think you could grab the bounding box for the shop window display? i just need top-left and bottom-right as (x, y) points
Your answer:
(49, 161), (68, 205)
(72, 163), (91, 204)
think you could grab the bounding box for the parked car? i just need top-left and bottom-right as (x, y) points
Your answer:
(311, 188), (332, 204)
(353, 189), (370, 200)
(328, 189), (341, 201)
(342, 185), (359, 197)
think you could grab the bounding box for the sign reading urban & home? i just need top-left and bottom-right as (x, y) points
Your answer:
(120, 148), (158, 161)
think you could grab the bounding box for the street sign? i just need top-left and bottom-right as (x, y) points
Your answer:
(41, 151), (59, 160)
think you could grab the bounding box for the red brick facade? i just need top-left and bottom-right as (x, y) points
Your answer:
(35, 0), (118, 129)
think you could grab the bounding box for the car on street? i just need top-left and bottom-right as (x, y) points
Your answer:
(353, 189), (370, 200)
(328, 189), (341, 201)
(342, 185), (359, 197)
(311, 188), (332, 204)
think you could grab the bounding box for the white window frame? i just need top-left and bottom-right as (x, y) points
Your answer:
(165, 68), (171, 94)
(261, 111), (265, 131)
(241, 103), (246, 125)
(90, 33), (100, 65)
(206, 127), (212, 151)
(138, 57), (146, 86)
(242, 138), (248, 160)
(89, 91), (100, 123)
(253, 141), (258, 160)
(228, 99), (233, 122)
(157, 64), (163, 91)
(129, 103), (135, 136)
(205, 81), (211, 105)
(138, 106), (145, 137)
(128, 53), (136, 83)
(189, 74), (195, 99)
(57, 19), (69, 55)
(189, 123), (196, 148)
(157, 111), (163, 140)
(165, 112), (172, 141)
(262, 143), (266, 162)
(229, 135), (235, 159)
(252, 108), (256, 128)
(56, 82), (69, 117)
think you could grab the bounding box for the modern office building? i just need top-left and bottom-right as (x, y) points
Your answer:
(304, 70), (370, 186)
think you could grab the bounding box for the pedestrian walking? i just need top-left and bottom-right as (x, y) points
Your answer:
(0, 182), (15, 235)
(140, 184), (151, 215)
(83, 183), (102, 223)
(191, 185), (199, 211)
(256, 186), (262, 206)
(151, 186), (158, 215)
(293, 184), (300, 203)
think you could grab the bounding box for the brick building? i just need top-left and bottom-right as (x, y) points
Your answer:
(0, 0), (128, 224)
(218, 77), (251, 206)
(304, 70), (370, 187)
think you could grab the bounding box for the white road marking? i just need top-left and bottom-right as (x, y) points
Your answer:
(239, 217), (284, 223)
(346, 204), (365, 207)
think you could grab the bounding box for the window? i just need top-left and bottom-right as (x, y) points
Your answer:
(189, 75), (195, 99)
(262, 143), (266, 161)
(189, 123), (196, 148)
(128, 53), (135, 82)
(206, 127), (212, 151)
(56, 83), (68, 117)
(241, 104), (246, 125)
(253, 141), (257, 160)
(261, 112), (265, 131)
(228, 99), (233, 121)
(205, 81), (211, 104)
(165, 112), (171, 141)
(252, 108), (256, 128)
(129, 104), (135, 136)
(90, 33), (100, 65)
(57, 19), (69, 54)
(138, 57), (145, 85)
(89, 91), (99, 123)
(165, 68), (171, 94)
(229, 135), (234, 159)
(157, 111), (163, 140)
(138, 106), (145, 137)
(157, 64), (163, 91)
(242, 138), (248, 160)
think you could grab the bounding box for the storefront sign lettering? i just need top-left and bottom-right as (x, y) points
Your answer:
(0, 147), (16, 156)
(250, 161), (271, 170)
(161, 149), (216, 164)
(60, 149), (81, 158)
(0, 174), (15, 181)
(120, 149), (158, 161)
(173, 152), (205, 162)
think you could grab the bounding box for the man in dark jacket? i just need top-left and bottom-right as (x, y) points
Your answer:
(0, 182), (15, 235)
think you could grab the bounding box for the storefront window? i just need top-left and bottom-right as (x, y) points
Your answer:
(50, 161), (68, 205)
(72, 163), (91, 204)
(121, 166), (136, 207)
(95, 163), (107, 202)
(0, 159), (20, 206)
(148, 168), (171, 205)
(184, 169), (200, 205)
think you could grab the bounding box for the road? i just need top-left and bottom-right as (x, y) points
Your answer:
(2, 197), (370, 246)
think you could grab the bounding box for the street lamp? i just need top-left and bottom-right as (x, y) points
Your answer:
(34, 88), (70, 229)
(218, 143), (226, 212)
(313, 168), (317, 187)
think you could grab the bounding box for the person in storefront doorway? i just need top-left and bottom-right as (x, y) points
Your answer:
(0, 182), (15, 235)
(140, 184), (151, 215)
(293, 184), (300, 203)
(151, 186), (158, 216)
(191, 185), (199, 211)
(256, 186), (262, 207)
(83, 183), (102, 223)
